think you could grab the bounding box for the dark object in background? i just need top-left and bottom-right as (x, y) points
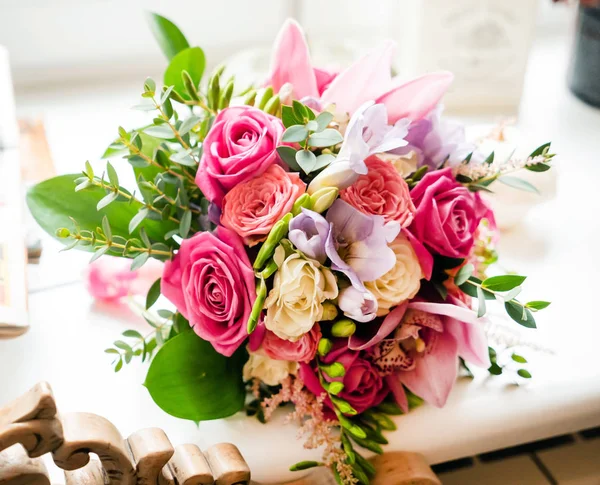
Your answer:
(569, 5), (600, 107)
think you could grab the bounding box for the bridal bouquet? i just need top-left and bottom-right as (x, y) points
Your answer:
(27, 15), (553, 484)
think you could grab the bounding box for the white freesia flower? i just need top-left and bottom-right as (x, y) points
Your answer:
(365, 233), (422, 316)
(265, 246), (338, 340)
(243, 349), (298, 386)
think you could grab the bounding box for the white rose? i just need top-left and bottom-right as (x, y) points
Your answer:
(265, 245), (338, 341)
(243, 349), (298, 386)
(365, 233), (422, 316)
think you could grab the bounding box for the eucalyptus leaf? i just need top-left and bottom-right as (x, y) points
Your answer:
(296, 150), (317, 175)
(498, 176), (540, 194)
(282, 125), (309, 143)
(313, 154), (335, 172)
(525, 300), (551, 311)
(164, 47), (206, 100)
(315, 111), (334, 132)
(482, 275), (526, 292)
(282, 105), (303, 128)
(276, 146), (302, 171)
(505, 301), (536, 328)
(143, 125), (175, 139)
(476, 286), (487, 318)
(144, 331), (246, 421)
(130, 252), (150, 271)
(179, 210), (192, 238)
(178, 115), (201, 136)
(307, 128), (343, 148)
(146, 12), (190, 60)
(454, 263), (474, 286)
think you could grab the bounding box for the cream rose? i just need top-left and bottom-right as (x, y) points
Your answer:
(243, 349), (298, 386)
(377, 151), (419, 178)
(365, 233), (422, 316)
(265, 245), (338, 341)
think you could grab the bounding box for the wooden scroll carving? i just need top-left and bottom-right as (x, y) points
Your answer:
(0, 382), (441, 485)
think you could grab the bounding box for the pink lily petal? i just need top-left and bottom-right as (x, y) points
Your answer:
(348, 301), (408, 351)
(385, 375), (409, 413)
(408, 300), (480, 325)
(266, 19), (318, 99)
(321, 41), (396, 115)
(445, 296), (490, 368)
(398, 331), (458, 408)
(313, 67), (337, 94)
(404, 229), (433, 280)
(376, 71), (454, 123)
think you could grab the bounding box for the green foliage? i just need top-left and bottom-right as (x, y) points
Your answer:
(164, 47), (206, 100)
(498, 176), (540, 194)
(144, 331), (247, 421)
(26, 174), (173, 252)
(147, 12), (190, 60)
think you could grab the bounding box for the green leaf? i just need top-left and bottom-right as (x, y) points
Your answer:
(476, 286), (487, 318)
(142, 125), (175, 139)
(146, 278), (162, 309)
(144, 331), (246, 421)
(282, 125), (309, 143)
(97, 191), (118, 211)
(505, 301), (536, 329)
(277, 146), (302, 171)
(130, 252), (150, 271)
(178, 115), (201, 136)
(525, 300), (551, 311)
(295, 150), (317, 175)
(529, 142), (551, 158)
(315, 111), (334, 132)
(106, 162), (119, 186)
(511, 353), (527, 364)
(313, 154), (335, 172)
(454, 263), (474, 286)
(526, 163), (551, 173)
(459, 277), (495, 300)
(482, 275), (526, 292)
(517, 369), (532, 379)
(164, 47), (206, 100)
(27, 175), (174, 253)
(123, 329), (143, 339)
(281, 105), (303, 128)
(146, 12), (190, 60)
(179, 210), (192, 238)
(498, 176), (540, 194)
(307, 128), (343, 147)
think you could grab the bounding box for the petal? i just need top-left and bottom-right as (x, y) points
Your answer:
(398, 331), (458, 408)
(348, 301), (408, 350)
(321, 41), (396, 115)
(376, 72), (454, 123)
(266, 19), (319, 98)
(404, 229), (433, 280)
(385, 375), (409, 413)
(408, 300), (480, 325)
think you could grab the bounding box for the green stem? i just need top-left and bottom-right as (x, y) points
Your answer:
(72, 233), (173, 258)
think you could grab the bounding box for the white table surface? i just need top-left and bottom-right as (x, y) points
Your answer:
(1, 30), (600, 483)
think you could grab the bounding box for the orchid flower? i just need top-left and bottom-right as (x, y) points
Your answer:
(307, 102), (409, 194)
(349, 298), (489, 410)
(265, 19), (454, 123)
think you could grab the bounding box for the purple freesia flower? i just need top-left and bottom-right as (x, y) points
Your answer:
(396, 105), (478, 170)
(338, 286), (378, 322)
(308, 102), (409, 194)
(288, 200), (400, 291)
(288, 208), (330, 263)
(325, 199), (400, 290)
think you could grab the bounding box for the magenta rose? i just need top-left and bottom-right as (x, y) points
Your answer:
(196, 106), (285, 207)
(161, 227), (255, 357)
(262, 324), (321, 363)
(409, 167), (488, 259)
(300, 341), (388, 414)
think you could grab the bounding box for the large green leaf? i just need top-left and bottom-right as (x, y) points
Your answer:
(147, 12), (190, 60)
(164, 47), (205, 100)
(144, 331), (247, 421)
(26, 174), (174, 250)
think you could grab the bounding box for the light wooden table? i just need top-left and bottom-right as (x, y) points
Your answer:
(1, 30), (600, 484)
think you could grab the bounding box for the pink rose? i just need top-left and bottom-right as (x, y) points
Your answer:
(84, 257), (163, 301)
(221, 164), (306, 246)
(409, 167), (487, 259)
(340, 156), (415, 227)
(196, 106), (285, 207)
(262, 324), (321, 363)
(300, 341), (388, 414)
(161, 227), (255, 357)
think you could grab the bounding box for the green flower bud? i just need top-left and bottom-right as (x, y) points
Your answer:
(182, 70), (200, 101)
(55, 228), (71, 238)
(328, 381), (344, 395)
(331, 396), (357, 415)
(317, 338), (333, 357)
(331, 319), (356, 337)
(310, 187), (339, 213)
(321, 361), (345, 378)
(247, 278), (267, 334)
(258, 260), (278, 279)
(258, 87), (274, 110)
(218, 80), (235, 110)
(292, 193), (312, 216)
(320, 302), (338, 321)
(253, 213), (292, 270)
(243, 89), (257, 106)
(264, 94), (281, 115)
